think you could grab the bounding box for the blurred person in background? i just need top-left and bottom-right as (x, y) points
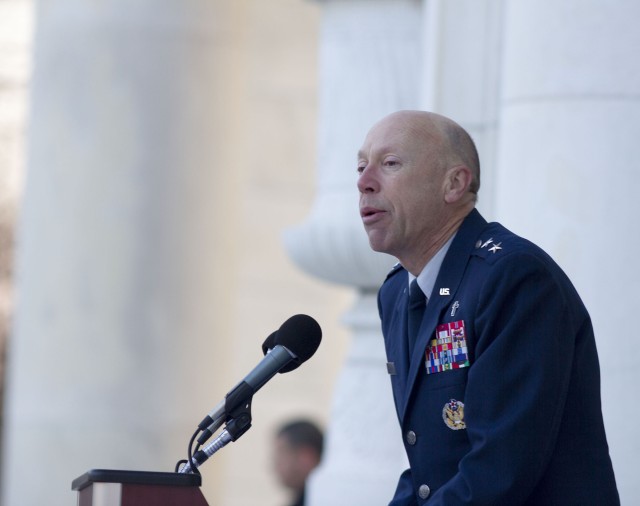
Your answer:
(272, 419), (324, 506)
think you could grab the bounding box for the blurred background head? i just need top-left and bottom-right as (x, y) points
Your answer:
(273, 419), (324, 504)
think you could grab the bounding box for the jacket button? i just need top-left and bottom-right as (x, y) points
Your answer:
(418, 484), (431, 499)
(406, 430), (417, 445)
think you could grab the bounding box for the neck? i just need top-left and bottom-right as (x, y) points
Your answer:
(401, 206), (473, 276)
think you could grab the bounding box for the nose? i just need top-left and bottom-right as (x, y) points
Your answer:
(357, 164), (379, 194)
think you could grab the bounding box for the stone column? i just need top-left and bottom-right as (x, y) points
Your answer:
(419, 0), (504, 218)
(1, 2), (235, 505)
(284, 1), (423, 503)
(0, 0), (33, 486)
(494, 1), (640, 502)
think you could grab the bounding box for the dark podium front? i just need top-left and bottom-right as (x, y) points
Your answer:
(72, 469), (209, 506)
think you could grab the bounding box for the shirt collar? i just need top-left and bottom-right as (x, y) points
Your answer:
(407, 233), (456, 301)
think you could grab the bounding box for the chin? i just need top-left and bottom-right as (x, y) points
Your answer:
(365, 231), (383, 250)
(368, 242), (390, 255)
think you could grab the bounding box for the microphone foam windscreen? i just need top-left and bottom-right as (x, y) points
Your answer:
(275, 314), (322, 373)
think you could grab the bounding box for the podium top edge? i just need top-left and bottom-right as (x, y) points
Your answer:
(71, 469), (202, 491)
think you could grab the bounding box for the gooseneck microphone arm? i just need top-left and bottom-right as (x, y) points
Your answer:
(179, 430), (233, 474)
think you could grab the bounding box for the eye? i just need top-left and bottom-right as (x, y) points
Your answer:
(357, 162), (367, 174)
(383, 157), (400, 167)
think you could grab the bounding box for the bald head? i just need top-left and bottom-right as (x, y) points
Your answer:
(373, 110), (480, 196)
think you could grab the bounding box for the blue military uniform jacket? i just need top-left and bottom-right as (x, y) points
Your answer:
(378, 209), (619, 505)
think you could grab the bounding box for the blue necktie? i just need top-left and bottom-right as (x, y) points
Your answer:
(407, 279), (427, 359)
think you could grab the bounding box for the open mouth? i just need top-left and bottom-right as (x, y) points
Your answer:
(360, 207), (386, 223)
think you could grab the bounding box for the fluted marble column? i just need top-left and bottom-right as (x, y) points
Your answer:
(1, 2), (234, 505)
(284, 1), (423, 503)
(494, 1), (640, 502)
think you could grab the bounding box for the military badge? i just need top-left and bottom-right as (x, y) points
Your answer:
(488, 242), (502, 253)
(442, 399), (466, 430)
(425, 320), (470, 374)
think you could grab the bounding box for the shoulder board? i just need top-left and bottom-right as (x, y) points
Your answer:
(471, 225), (516, 262)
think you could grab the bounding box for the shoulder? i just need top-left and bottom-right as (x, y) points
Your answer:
(377, 262), (407, 322)
(384, 262), (405, 282)
(469, 221), (579, 299)
(379, 262), (407, 302)
(470, 221), (551, 267)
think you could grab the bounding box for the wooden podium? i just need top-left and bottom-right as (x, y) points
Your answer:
(72, 469), (210, 506)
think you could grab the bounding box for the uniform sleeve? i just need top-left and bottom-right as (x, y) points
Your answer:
(427, 252), (581, 505)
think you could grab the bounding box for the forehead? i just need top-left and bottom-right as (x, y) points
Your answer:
(358, 114), (440, 159)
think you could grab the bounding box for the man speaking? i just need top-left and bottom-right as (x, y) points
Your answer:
(357, 110), (619, 505)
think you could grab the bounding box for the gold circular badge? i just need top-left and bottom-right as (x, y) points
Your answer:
(442, 399), (466, 430)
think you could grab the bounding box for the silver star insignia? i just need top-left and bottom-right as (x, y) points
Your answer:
(481, 238), (494, 248)
(488, 242), (502, 253)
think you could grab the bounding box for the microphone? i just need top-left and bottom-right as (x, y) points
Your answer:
(196, 314), (322, 445)
(261, 316), (321, 373)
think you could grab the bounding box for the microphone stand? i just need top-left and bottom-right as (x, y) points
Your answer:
(179, 397), (253, 474)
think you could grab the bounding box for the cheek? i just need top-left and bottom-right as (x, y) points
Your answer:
(398, 191), (426, 222)
(387, 177), (437, 224)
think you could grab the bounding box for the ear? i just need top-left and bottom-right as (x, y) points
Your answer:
(443, 165), (473, 204)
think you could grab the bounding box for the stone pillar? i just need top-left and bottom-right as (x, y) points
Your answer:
(0, 0), (33, 486)
(494, 1), (640, 502)
(419, 0), (504, 218)
(284, 1), (423, 503)
(1, 2), (234, 505)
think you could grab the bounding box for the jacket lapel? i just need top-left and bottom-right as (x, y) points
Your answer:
(401, 209), (488, 421)
(395, 287), (411, 411)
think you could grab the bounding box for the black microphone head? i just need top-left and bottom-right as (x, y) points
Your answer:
(274, 314), (322, 373)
